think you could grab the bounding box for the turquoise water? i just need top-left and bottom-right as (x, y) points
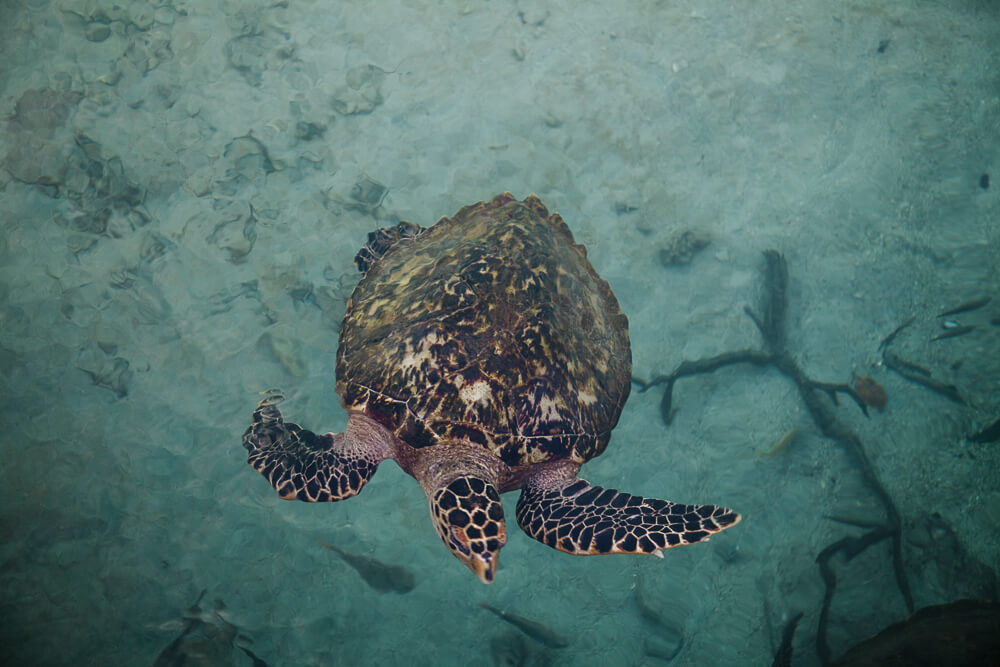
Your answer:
(1, 1), (998, 665)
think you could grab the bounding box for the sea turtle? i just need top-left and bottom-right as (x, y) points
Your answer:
(243, 193), (740, 583)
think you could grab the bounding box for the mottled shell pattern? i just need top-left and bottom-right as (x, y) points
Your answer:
(337, 193), (631, 468)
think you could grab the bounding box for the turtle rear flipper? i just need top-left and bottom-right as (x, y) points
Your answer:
(515, 475), (740, 556)
(243, 391), (389, 502)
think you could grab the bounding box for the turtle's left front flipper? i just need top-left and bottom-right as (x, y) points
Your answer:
(515, 475), (740, 556)
(242, 391), (390, 502)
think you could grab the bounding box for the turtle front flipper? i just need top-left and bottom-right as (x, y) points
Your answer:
(242, 391), (390, 502)
(515, 473), (740, 556)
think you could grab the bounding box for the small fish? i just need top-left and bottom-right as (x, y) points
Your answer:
(635, 582), (674, 631)
(854, 376), (888, 411)
(824, 514), (888, 530)
(883, 350), (964, 404)
(887, 356), (931, 377)
(489, 632), (530, 666)
(968, 417), (1000, 444)
(878, 316), (915, 351)
(153, 592), (270, 667)
(645, 637), (683, 662)
(937, 297), (991, 317)
(659, 381), (675, 426)
(318, 541), (415, 594)
(931, 325), (975, 341)
(635, 583), (684, 660)
(770, 612), (803, 667)
(479, 603), (570, 649)
(754, 428), (799, 458)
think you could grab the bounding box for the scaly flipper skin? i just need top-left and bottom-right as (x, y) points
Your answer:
(242, 391), (383, 502)
(515, 477), (741, 556)
(354, 220), (424, 273)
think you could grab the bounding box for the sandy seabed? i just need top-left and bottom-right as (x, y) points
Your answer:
(1, 1), (998, 665)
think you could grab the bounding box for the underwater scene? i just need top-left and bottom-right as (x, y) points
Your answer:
(1, 0), (998, 665)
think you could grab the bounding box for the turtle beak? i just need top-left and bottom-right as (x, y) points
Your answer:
(444, 522), (506, 584)
(472, 549), (498, 584)
(449, 525), (503, 584)
(428, 476), (508, 584)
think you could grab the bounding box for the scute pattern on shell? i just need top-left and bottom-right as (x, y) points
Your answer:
(336, 193), (631, 467)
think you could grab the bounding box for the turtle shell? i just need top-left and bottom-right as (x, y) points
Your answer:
(336, 193), (631, 467)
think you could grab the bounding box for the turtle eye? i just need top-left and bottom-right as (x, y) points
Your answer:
(448, 526), (472, 556)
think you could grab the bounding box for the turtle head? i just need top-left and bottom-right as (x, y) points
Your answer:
(429, 475), (507, 583)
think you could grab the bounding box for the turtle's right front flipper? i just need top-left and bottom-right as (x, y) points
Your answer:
(242, 391), (389, 502)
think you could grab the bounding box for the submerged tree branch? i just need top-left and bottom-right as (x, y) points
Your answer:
(633, 250), (915, 666)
